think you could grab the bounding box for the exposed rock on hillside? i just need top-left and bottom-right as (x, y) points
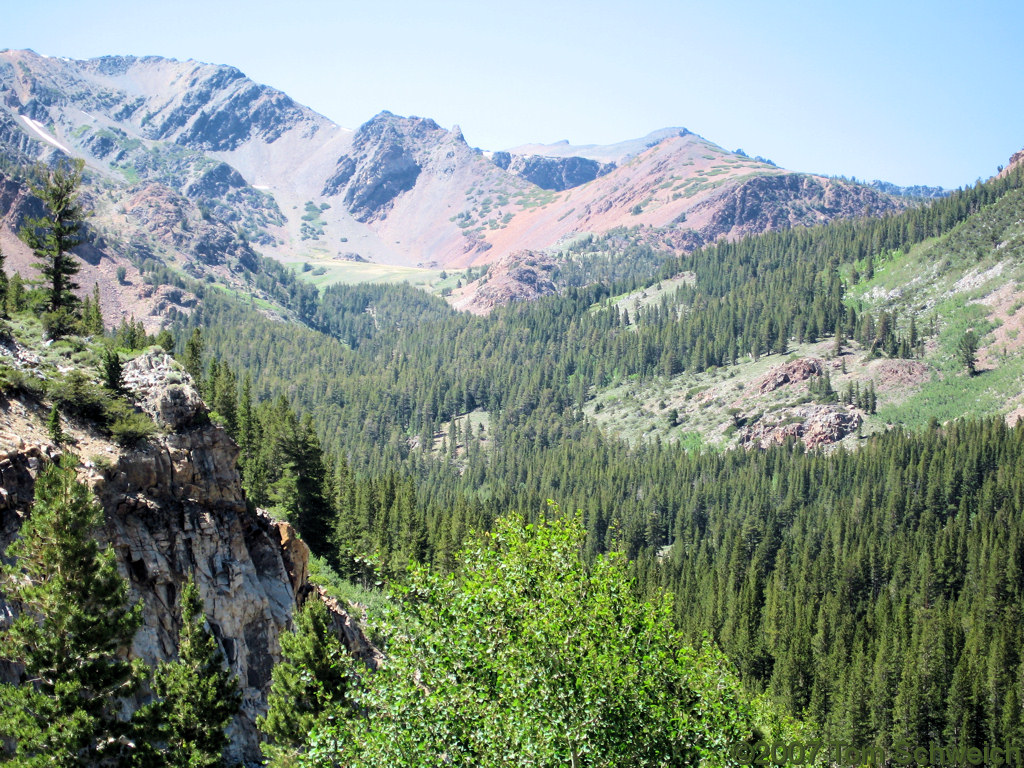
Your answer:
(124, 183), (259, 271)
(691, 175), (902, 244)
(739, 404), (861, 450)
(75, 56), (307, 152)
(999, 147), (1024, 178)
(757, 357), (825, 395)
(322, 112), (431, 221)
(0, 350), (374, 762)
(450, 250), (557, 314)
(491, 152), (615, 191)
(868, 179), (948, 199)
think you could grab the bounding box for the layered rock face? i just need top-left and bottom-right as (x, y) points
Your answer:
(0, 350), (368, 763)
(690, 174), (903, 244)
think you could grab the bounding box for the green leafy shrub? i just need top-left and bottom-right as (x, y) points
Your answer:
(0, 365), (46, 398)
(49, 370), (111, 422)
(302, 512), (760, 766)
(104, 400), (157, 446)
(40, 307), (79, 339)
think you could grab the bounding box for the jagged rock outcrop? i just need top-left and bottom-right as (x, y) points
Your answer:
(757, 357), (825, 395)
(450, 250), (557, 315)
(491, 153), (615, 191)
(183, 161), (247, 199)
(0, 350), (374, 763)
(868, 179), (948, 199)
(322, 111), (442, 221)
(999, 148), (1024, 178)
(739, 404), (861, 450)
(75, 56), (307, 152)
(124, 183), (259, 270)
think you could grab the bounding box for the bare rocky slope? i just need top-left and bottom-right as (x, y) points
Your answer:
(0, 48), (904, 279)
(0, 347), (375, 762)
(449, 250), (558, 314)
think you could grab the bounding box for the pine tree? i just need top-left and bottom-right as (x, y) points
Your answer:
(19, 159), (87, 314)
(0, 246), (8, 319)
(236, 374), (254, 462)
(47, 404), (66, 445)
(6, 272), (25, 315)
(153, 330), (174, 354)
(183, 328), (205, 384)
(0, 455), (144, 764)
(132, 577), (241, 767)
(101, 348), (124, 393)
(212, 364), (238, 437)
(82, 284), (104, 336)
(958, 331), (979, 376)
(259, 598), (355, 766)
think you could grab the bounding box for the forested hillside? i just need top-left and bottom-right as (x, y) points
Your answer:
(4, 123), (1024, 761)
(153, 163), (1024, 757)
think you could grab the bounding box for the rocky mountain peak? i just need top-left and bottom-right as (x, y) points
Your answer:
(0, 49), (912, 272)
(490, 151), (616, 191)
(323, 110), (471, 222)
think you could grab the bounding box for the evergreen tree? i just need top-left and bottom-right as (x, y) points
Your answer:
(958, 331), (979, 376)
(19, 159), (87, 314)
(211, 364), (238, 437)
(0, 246), (8, 319)
(132, 577), (240, 767)
(0, 455), (143, 764)
(81, 284), (104, 336)
(183, 328), (205, 384)
(6, 272), (25, 315)
(259, 598), (356, 766)
(47, 404), (66, 445)
(101, 349), (124, 394)
(153, 330), (174, 354)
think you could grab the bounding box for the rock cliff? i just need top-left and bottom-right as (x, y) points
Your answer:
(756, 357), (825, 395)
(0, 349), (372, 763)
(491, 152), (615, 191)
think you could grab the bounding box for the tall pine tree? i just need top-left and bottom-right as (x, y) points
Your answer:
(20, 159), (87, 315)
(0, 455), (144, 765)
(259, 598), (356, 766)
(131, 577), (240, 767)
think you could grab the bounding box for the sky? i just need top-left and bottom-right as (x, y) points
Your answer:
(3, 0), (1022, 188)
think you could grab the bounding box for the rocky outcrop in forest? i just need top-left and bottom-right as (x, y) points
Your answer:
(739, 404), (862, 450)
(450, 249), (557, 314)
(0, 349), (373, 763)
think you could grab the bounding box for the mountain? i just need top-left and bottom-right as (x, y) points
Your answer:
(3, 46), (1024, 764)
(0, 49), (904, 289)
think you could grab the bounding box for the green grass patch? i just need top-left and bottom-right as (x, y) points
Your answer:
(296, 260), (442, 290)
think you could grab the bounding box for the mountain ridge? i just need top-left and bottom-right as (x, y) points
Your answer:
(0, 48), (906, 283)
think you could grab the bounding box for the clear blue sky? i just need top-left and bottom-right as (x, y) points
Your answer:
(4, 0), (1021, 187)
